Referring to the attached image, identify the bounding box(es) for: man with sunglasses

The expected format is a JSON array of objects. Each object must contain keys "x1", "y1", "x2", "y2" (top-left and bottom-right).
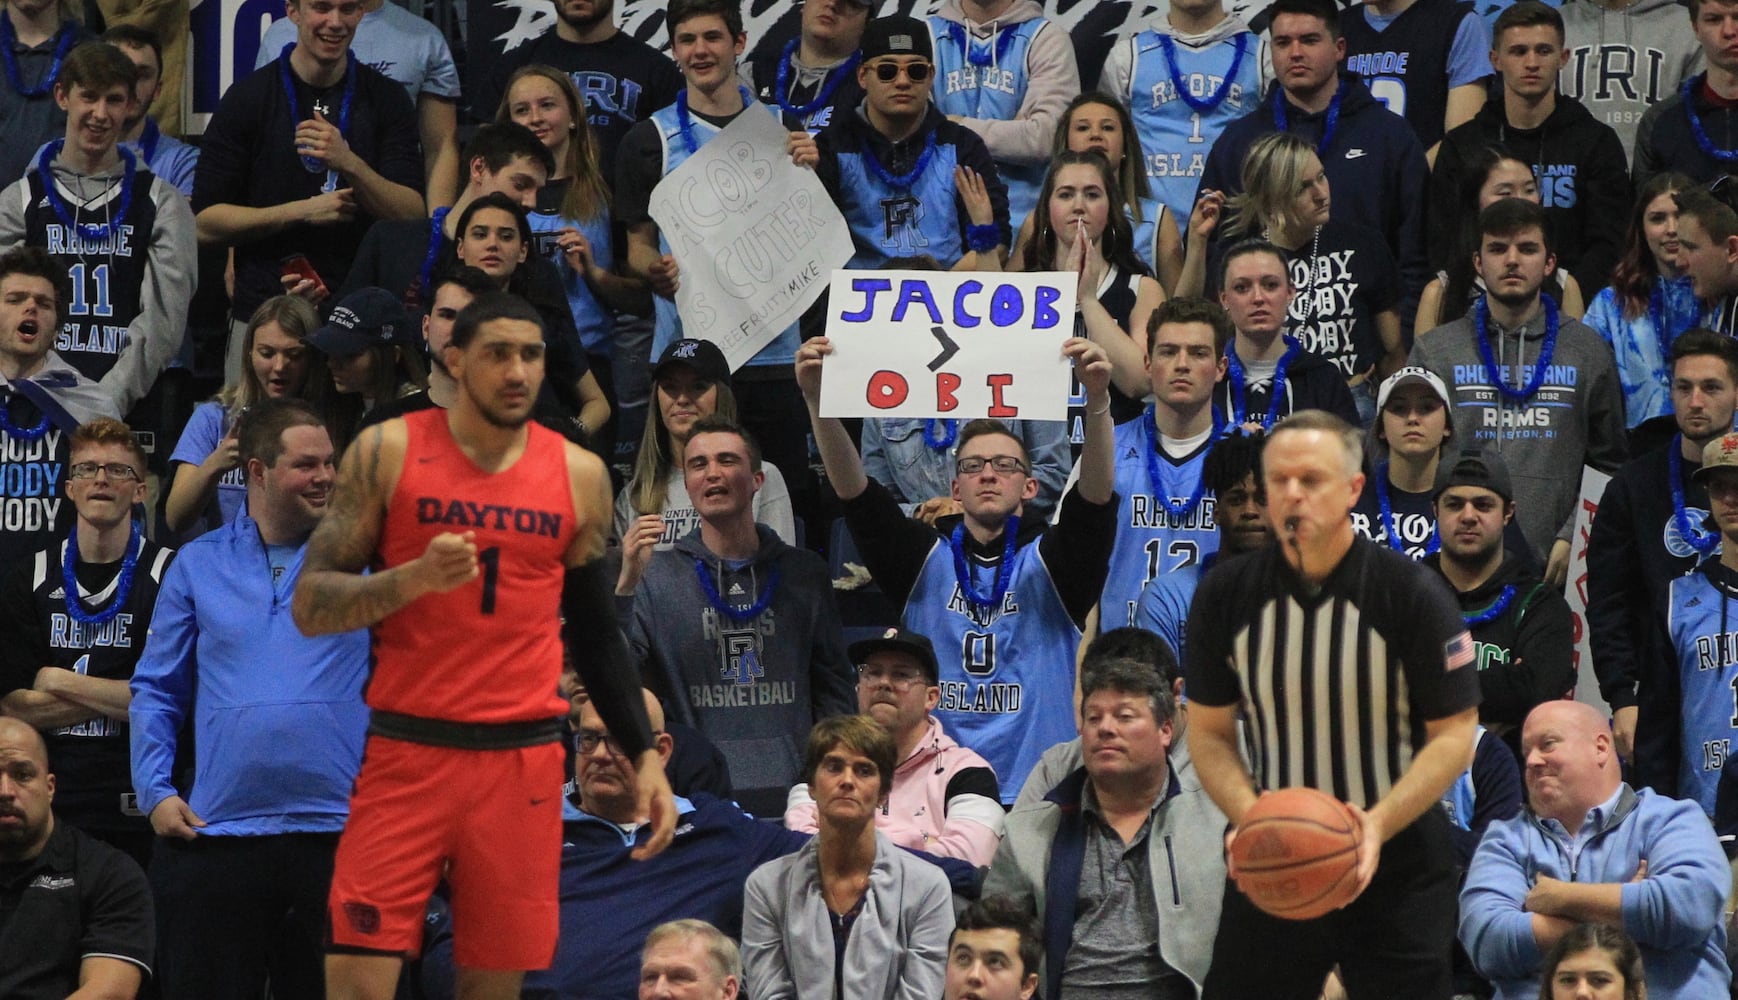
[
  {"x1": 783, "y1": 627, "x2": 1004, "y2": 865},
  {"x1": 0, "y1": 417, "x2": 171, "y2": 873},
  {"x1": 796, "y1": 333, "x2": 1118, "y2": 801},
  {"x1": 418, "y1": 688, "x2": 811, "y2": 1000},
  {"x1": 814, "y1": 15, "x2": 1010, "y2": 270},
  {"x1": 616, "y1": 413, "x2": 855, "y2": 818}
]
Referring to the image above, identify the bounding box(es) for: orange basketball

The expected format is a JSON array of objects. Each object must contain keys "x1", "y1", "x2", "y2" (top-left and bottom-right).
[{"x1": 1230, "y1": 787, "x2": 1364, "y2": 920}]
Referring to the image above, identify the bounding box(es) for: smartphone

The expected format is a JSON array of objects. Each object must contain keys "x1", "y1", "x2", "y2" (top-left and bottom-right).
[{"x1": 280, "y1": 254, "x2": 327, "y2": 297}]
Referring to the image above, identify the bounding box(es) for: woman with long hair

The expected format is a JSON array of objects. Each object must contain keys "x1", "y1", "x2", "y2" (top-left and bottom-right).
[
  {"x1": 1538, "y1": 923, "x2": 1646, "y2": 1000},
  {"x1": 451, "y1": 192, "x2": 613, "y2": 437},
  {"x1": 1012, "y1": 92, "x2": 1178, "y2": 283},
  {"x1": 1583, "y1": 172, "x2": 1699, "y2": 427},
  {"x1": 499, "y1": 65, "x2": 647, "y2": 458},
  {"x1": 616, "y1": 338, "x2": 794, "y2": 548},
  {"x1": 1020, "y1": 149, "x2": 1165, "y2": 439},
  {"x1": 1417, "y1": 145, "x2": 1585, "y2": 332},
  {"x1": 164, "y1": 296, "x2": 360, "y2": 535},
  {"x1": 1185, "y1": 131, "x2": 1405, "y2": 424}
]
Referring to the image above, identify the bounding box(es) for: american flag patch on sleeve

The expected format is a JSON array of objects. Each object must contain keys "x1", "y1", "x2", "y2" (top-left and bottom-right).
[{"x1": 1444, "y1": 631, "x2": 1475, "y2": 671}]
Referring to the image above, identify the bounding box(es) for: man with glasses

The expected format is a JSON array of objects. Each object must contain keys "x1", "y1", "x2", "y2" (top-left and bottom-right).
[
  {"x1": 783, "y1": 627, "x2": 1004, "y2": 865},
  {"x1": 814, "y1": 15, "x2": 1010, "y2": 269},
  {"x1": 617, "y1": 413, "x2": 855, "y2": 818},
  {"x1": 796, "y1": 333, "x2": 1119, "y2": 801},
  {"x1": 418, "y1": 689, "x2": 810, "y2": 1000},
  {"x1": 0, "y1": 418, "x2": 172, "y2": 872}
]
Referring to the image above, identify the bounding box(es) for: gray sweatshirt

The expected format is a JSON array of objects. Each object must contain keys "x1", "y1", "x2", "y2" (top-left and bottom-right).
[
  {"x1": 623, "y1": 524, "x2": 855, "y2": 817},
  {"x1": 1410, "y1": 301, "x2": 1627, "y2": 553},
  {"x1": 1558, "y1": 0, "x2": 1704, "y2": 160}
]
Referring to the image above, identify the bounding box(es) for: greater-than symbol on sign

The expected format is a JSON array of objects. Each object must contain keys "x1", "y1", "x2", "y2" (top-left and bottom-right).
[{"x1": 927, "y1": 326, "x2": 959, "y2": 371}]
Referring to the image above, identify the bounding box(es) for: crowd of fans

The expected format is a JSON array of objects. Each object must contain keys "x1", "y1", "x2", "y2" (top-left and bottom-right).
[{"x1": 8, "y1": 0, "x2": 1738, "y2": 995}]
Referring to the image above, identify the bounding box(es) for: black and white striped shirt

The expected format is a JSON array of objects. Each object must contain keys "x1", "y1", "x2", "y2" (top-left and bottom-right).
[{"x1": 1184, "y1": 538, "x2": 1480, "y2": 807}]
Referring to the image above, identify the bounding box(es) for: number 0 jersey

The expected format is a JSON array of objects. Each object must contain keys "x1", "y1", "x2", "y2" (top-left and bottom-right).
[{"x1": 373, "y1": 408, "x2": 577, "y2": 724}]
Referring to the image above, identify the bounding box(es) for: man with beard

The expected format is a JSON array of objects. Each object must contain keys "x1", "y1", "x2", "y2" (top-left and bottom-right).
[
  {"x1": 129, "y1": 398, "x2": 369, "y2": 997},
  {"x1": 293, "y1": 293, "x2": 672, "y2": 1000},
  {"x1": 1423, "y1": 449, "x2": 1573, "y2": 754},
  {"x1": 0, "y1": 717, "x2": 153, "y2": 1000},
  {"x1": 1588, "y1": 330, "x2": 1738, "y2": 784},
  {"x1": 1409, "y1": 197, "x2": 1626, "y2": 586},
  {"x1": 473, "y1": 0, "x2": 681, "y2": 166}
]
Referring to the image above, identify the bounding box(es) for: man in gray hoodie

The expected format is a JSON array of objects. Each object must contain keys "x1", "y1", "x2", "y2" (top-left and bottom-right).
[
  {"x1": 1410, "y1": 196, "x2": 1627, "y2": 587},
  {"x1": 1558, "y1": 0, "x2": 1704, "y2": 160},
  {"x1": 618, "y1": 413, "x2": 855, "y2": 818}
]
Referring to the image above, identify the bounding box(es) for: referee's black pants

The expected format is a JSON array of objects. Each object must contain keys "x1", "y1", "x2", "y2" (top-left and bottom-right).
[
  {"x1": 149, "y1": 832, "x2": 339, "y2": 1000},
  {"x1": 1201, "y1": 808, "x2": 1458, "y2": 1000}
]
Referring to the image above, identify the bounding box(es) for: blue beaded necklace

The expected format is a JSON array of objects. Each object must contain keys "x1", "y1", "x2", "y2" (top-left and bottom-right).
[
  {"x1": 1271, "y1": 83, "x2": 1343, "y2": 157},
  {"x1": 951, "y1": 516, "x2": 1019, "y2": 611},
  {"x1": 1682, "y1": 76, "x2": 1738, "y2": 164},
  {"x1": 945, "y1": 22, "x2": 1018, "y2": 68},
  {"x1": 1145, "y1": 405, "x2": 1219, "y2": 520},
  {"x1": 1474, "y1": 294, "x2": 1560, "y2": 403},
  {"x1": 37, "y1": 141, "x2": 136, "y2": 243},
  {"x1": 1225, "y1": 336, "x2": 1301, "y2": 430},
  {"x1": 693, "y1": 558, "x2": 781, "y2": 622},
  {"x1": 1671, "y1": 435, "x2": 1722, "y2": 557},
  {"x1": 1158, "y1": 32, "x2": 1247, "y2": 114},
  {"x1": 279, "y1": 43, "x2": 357, "y2": 192},
  {"x1": 413, "y1": 206, "x2": 451, "y2": 308},
  {"x1": 774, "y1": 39, "x2": 860, "y2": 118},
  {"x1": 0, "y1": 388, "x2": 50, "y2": 440},
  {"x1": 63, "y1": 519, "x2": 142, "y2": 628},
  {"x1": 1375, "y1": 462, "x2": 1440, "y2": 556},
  {"x1": 137, "y1": 118, "x2": 160, "y2": 162},
  {"x1": 0, "y1": 13, "x2": 73, "y2": 98},
  {"x1": 923, "y1": 419, "x2": 958, "y2": 450},
  {"x1": 1463, "y1": 585, "x2": 1516, "y2": 627},
  {"x1": 676, "y1": 85, "x2": 756, "y2": 155},
  {"x1": 1649, "y1": 279, "x2": 1691, "y2": 382},
  {"x1": 862, "y1": 129, "x2": 939, "y2": 190}
]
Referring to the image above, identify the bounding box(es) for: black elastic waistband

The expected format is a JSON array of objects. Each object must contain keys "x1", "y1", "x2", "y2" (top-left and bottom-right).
[{"x1": 368, "y1": 710, "x2": 564, "y2": 750}]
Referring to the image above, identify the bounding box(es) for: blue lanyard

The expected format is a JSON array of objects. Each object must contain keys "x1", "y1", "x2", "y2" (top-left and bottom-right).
[
  {"x1": 1463, "y1": 584, "x2": 1516, "y2": 627},
  {"x1": 138, "y1": 118, "x2": 161, "y2": 162},
  {"x1": 279, "y1": 43, "x2": 357, "y2": 193},
  {"x1": 774, "y1": 40, "x2": 860, "y2": 119},
  {"x1": 675, "y1": 85, "x2": 755, "y2": 155},
  {"x1": 946, "y1": 21, "x2": 1018, "y2": 68},
  {"x1": 36, "y1": 141, "x2": 136, "y2": 243},
  {"x1": 1145, "y1": 405, "x2": 1218, "y2": 520},
  {"x1": 1271, "y1": 83, "x2": 1342, "y2": 157},
  {"x1": 1682, "y1": 75, "x2": 1738, "y2": 163},
  {"x1": 0, "y1": 13, "x2": 72, "y2": 98},
  {"x1": 0, "y1": 387, "x2": 49, "y2": 440},
  {"x1": 1671, "y1": 435, "x2": 1722, "y2": 557},
  {"x1": 63, "y1": 519, "x2": 142, "y2": 627},
  {"x1": 862, "y1": 129, "x2": 939, "y2": 190},
  {"x1": 951, "y1": 517, "x2": 1019, "y2": 611},
  {"x1": 693, "y1": 559, "x2": 781, "y2": 622},
  {"x1": 1158, "y1": 32, "x2": 1248, "y2": 114},
  {"x1": 413, "y1": 206, "x2": 452, "y2": 309},
  {"x1": 1376, "y1": 462, "x2": 1440, "y2": 556},
  {"x1": 1225, "y1": 336, "x2": 1301, "y2": 430},
  {"x1": 1474, "y1": 294, "x2": 1560, "y2": 403},
  {"x1": 922, "y1": 419, "x2": 958, "y2": 450}
]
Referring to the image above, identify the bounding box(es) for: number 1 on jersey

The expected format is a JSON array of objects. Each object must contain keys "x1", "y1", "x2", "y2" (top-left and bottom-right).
[{"x1": 479, "y1": 546, "x2": 500, "y2": 614}]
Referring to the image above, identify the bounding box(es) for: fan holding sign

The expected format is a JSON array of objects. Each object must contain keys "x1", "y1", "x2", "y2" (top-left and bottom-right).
[{"x1": 797, "y1": 326, "x2": 1117, "y2": 802}]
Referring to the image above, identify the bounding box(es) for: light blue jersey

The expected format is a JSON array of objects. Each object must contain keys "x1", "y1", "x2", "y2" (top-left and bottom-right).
[
  {"x1": 1668, "y1": 564, "x2": 1738, "y2": 816},
  {"x1": 930, "y1": 15, "x2": 1047, "y2": 229},
  {"x1": 528, "y1": 187, "x2": 615, "y2": 355},
  {"x1": 1103, "y1": 413, "x2": 1220, "y2": 627}
]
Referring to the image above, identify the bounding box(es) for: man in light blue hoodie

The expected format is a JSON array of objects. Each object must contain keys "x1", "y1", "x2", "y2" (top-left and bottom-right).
[
  {"x1": 1459, "y1": 699, "x2": 1731, "y2": 999},
  {"x1": 129, "y1": 398, "x2": 370, "y2": 999}
]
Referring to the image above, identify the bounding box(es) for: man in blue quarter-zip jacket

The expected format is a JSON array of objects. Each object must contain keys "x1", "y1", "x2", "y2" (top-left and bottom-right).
[
  {"x1": 1460, "y1": 700, "x2": 1731, "y2": 1000},
  {"x1": 128, "y1": 398, "x2": 370, "y2": 1000}
]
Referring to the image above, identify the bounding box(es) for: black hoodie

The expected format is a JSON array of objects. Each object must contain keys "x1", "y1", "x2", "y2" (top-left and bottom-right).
[{"x1": 1431, "y1": 93, "x2": 1632, "y2": 298}]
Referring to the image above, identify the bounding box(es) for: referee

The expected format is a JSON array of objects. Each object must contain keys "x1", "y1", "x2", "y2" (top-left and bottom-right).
[{"x1": 1185, "y1": 410, "x2": 1480, "y2": 999}]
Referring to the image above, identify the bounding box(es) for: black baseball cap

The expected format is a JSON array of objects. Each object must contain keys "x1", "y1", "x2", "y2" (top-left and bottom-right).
[
  {"x1": 1433, "y1": 449, "x2": 1515, "y2": 503},
  {"x1": 860, "y1": 15, "x2": 933, "y2": 63},
  {"x1": 309, "y1": 287, "x2": 414, "y2": 355},
  {"x1": 848, "y1": 626, "x2": 940, "y2": 685},
  {"x1": 652, "y1": 338, "x2": 732, "y2": 386}
]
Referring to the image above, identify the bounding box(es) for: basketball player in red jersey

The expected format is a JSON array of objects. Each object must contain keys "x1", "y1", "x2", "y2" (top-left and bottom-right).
[{"x1": 291, "y1": 292, "x2": 675, "y2": 1000}]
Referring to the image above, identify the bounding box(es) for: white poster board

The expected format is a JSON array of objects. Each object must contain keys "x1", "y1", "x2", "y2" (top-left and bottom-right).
[
  {"x1": 1567, "y1": 465, "x2": 1613, "y2": 712},
  {"x1": 648, "y1": 108, "x2": 854, "y2": 370},
  {"x1": 818, "y1": 269, "x2": 1077, "y2": 421}
]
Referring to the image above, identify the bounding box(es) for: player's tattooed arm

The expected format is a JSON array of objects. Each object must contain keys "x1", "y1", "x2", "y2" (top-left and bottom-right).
[{"x1": 292, "y1": 423, "x2": 446, "y2": 635}]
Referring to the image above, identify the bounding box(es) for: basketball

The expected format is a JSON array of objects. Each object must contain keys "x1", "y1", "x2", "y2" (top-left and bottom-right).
[{"x1": 1230, "y1": 787, "x2": 1364, "y2": 920}]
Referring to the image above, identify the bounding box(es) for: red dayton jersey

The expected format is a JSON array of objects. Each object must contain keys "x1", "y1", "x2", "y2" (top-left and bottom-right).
[{"x1": 371, "y1": 408, "x2": 576, "y2": 723}]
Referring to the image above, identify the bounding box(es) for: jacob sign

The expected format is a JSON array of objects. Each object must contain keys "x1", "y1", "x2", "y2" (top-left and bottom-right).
[{"x1": 819, "y1": 270, "x2": 1076, "y2": 421}]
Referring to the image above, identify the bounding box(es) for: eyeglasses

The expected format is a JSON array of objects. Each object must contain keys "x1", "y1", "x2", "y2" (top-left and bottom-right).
[
  {"x1": 956, "y1": 455, "x2": 1028, "y2": 477},
  {"x1": 574, "y1": 729, "x2": 663, "y2": 755},
  {"x1": 856, "y1": 665, "x2": 928, "y2": 689},
  {"x1": 870, "y1": 61, "x2": 932, "y2": 82},
  {"x1": 69, "y1": 462, "x2": 140, "y2": 482}
]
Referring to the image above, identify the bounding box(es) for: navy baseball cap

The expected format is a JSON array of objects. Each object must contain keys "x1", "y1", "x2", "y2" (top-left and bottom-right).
[
  {"x1": 309, "y1": 287, "x2": 414, "y2": 355},
  {"x1": 652, "y1": 338, "x2": 732, "y2": 385},
  {"x1": 1433, "y1": 449, "x2": 1515, "y2": 503},
  {"x1": 849, "y1": 626, "x2": 940, "y2": 684}
]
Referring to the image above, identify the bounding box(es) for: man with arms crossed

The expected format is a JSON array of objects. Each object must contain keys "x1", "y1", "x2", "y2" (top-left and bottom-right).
[{"x1": 292, "y1": 292, "x2": 674, "y2": 1000}]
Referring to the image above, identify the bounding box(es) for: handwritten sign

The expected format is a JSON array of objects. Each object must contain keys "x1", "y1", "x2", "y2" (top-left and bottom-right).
[
  {"x1": 1567, "y1": 465, "x2": 1612, "y2": 712},
  {"x1": 649, "y1": 108, "x2": 854, "y2": 371},
  {"x1": 819, "y1": 270, "x2": 1076, "y2": 421}
]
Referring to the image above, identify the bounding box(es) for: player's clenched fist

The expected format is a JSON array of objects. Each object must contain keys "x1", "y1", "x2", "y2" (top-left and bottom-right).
[{"x1": 410, "y1": 531, "x2": 479, "y2": 595}]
